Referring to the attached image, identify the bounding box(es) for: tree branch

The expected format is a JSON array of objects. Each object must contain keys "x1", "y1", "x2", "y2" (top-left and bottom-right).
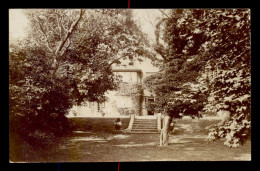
[
  {"x1": 54, "y1": 11, "x2": 63, "y2": 41},
  {"x1": 146, "y1": 10, "x2": 156, "y2": 31},
  {"x1": 159, "y1": 9, "x2": 170, "y2": 18},
  {"x1": 59, "y1": 14, "x2": 68, "y2": 34},
  {"x1": 107, "y1": 56, "x2": 126, "y2": 70},
  {"x1": 34, "y1": 17, "x2": 54, "y2": 53},
  {"x1": 154, "y1": 45, "x2": 168, "y2": 62},
  {"x1": 60, "y1": 38, "x2": 71, "y2": 57},
  {"x1": 52, "y1": 9, "x2": 85, "y2": 77},
  {"x1": 55, "y1": 9, "x2": 85, "y2": 55}
]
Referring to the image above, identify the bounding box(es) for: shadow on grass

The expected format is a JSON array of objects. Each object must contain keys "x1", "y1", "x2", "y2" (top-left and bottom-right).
[{"x1": 10, "y1": 117, "x2": 251, "y2": 162}]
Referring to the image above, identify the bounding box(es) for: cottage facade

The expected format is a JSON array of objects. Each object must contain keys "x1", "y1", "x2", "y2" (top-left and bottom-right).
[{"x1": 67, "y1": 68, "x2": 155, "y2": 117}]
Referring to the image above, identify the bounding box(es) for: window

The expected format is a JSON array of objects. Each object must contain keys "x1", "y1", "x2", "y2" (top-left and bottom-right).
[
  {"x1": 116, "y1": 96, "x2": 132, "y2": 107},
  {"x1": 89, "y1": 102, "x2": 94, "y2": 108},
  {"x1": 131, "y1": 72, "x2": 137, "y2": 83},
  {"x1": 101, "y1": 102, "x2": 105, "y2": 108},
  {"x1": 122, "y1": 72, "x2": 129, "y2": 82},
  {"x1": 118, "y1": 72, "x2": 138, "y2": 83}
]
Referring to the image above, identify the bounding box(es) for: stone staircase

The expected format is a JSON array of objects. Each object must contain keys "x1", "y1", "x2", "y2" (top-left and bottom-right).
[{"x1": 130, "y1": 118, "x2": 159, "y2": 134}]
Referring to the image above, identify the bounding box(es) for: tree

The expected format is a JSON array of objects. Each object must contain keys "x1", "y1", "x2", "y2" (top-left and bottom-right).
[
  {"x1": 144, "y1": 9, "x2": 209, "y2": 146},
  {"x1": 9, "y1": 9, "x2": 149, "y2": 148},
  {"x1": 144, "y1": 9, "x2": 250, "y2": 147},
  {"x1": 202, "y1": 9, "x2": 251, "y2": 147}
]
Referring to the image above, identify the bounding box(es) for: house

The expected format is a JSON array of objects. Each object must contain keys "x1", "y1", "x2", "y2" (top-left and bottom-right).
[{"x1": 67, "y1": 68, "x2": 156, "y2": 117}]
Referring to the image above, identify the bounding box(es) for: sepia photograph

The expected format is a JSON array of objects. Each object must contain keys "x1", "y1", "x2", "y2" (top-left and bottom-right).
[{"x1": 9, "y1": 8, "x2": 251, "y2": 162}]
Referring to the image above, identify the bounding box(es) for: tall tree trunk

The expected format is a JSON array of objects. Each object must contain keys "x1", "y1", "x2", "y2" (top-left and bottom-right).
[{"x1": 160, "y1": 115, "x2": 172, "y2": 146}]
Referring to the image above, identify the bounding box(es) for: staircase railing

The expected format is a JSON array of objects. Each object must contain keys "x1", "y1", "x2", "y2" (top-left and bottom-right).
[
  {"x1": 126, "y1": 114, "x2": 135, "y2": 132},
  {"x1": 157, "y1": 113, "x2": 162, "y2": 132}
]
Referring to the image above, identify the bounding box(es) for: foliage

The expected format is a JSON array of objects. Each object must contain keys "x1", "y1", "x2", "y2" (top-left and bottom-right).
[
  {"x1": 144, "y1": 9, "x2": 209, "y2": 119},
  {"x1": 9, "y1": 43, "x2": 73, "y2": 148},
  {"x1": 201, "y1": 9, "x2": 251, "y2": 147},
  {"x1": 114, "y1": 81, "x2": 144, "y2": 115},
  {"x1": 9, "y1": 9, "x2": 149, "y2": 147},
  {"x1": 144, "y1": 9, "x2": 251, "y2": 147}
]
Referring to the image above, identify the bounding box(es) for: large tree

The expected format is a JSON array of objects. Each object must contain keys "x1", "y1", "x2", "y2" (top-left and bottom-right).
[
  {"x1": 9, "y1": 9, "x2": 149, "y2": 147},
  {"x1": 144, "y1": 9, "x2": 250, "y2": 147},
  {"x1": 202, "y1": 9, "x2": 251, "y2": 147},
  {"x1": 144, "y1": 9, "x2": 209, "y2": 146}
]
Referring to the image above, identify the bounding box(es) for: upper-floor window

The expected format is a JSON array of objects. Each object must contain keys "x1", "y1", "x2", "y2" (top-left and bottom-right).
[{"x1": 116, "y1": 72, "x2": 139, "y2": 83}]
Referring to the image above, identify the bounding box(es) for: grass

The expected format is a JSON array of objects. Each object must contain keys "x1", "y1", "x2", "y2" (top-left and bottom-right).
[
  {"x1": 10, "y1": 117, "x2": 251, "y2": 162},
  {"x1": 69, "y1": 117, "x2": 130, "y2": 132}
]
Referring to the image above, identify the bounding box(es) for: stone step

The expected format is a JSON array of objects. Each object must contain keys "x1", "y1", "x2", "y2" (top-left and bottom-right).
[
  {"x1": 132, "y1": 127, "x2": 157, "y2": 130},
  {"x1": 132, "y1": 128, "x2": 157, "y2": 130},
  {"x1": 131, "y1": 128, "x2": 158, "y2": 131},
  {"x1": 133, "y1": 124, "x2": 157, "y2": 126},
  {"x1": 133, "y1": 123, "x2": 157, "y2": 125},
  {"x1": 132, "y1": 125, "x2": 157, "y2": 128},
  {"x1": 134, "y1": 119, "x2": 156, "y2": 121},
  {"x1": 130, "y1": 130, "x2": 158, "y2": 133},
  {"x1": 134, "y1": 121, "x2": 157, "y2": 124},
  {"x1": 129, "y1": 131, "x2": 159, "y2": 134},
  {"x1": 130, "y1": 119, "x2": 158, "y2": 134},
  {"x1": 135, "y1": 119, "x2": 157, "y2": 121},
  {"x1": 129, "y1": 132, "x2": 159, "y2": 134},
  {"x1": 134, "y1": 121, "x2": 157, "y2": 123},
  {"x1": 133, "y1": 125, "x2": 157, "y2": 127}
]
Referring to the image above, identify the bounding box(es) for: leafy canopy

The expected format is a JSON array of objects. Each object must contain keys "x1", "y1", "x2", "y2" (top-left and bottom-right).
[
  {"x1": 144, "y1": 9, "x2": 250, "y2": 147},
  {"x1": 9, "y1": 9, "x2": 149, "y2": 147}
]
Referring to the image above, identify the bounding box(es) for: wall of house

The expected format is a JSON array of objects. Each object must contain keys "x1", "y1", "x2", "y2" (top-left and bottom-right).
[
  {"x1": 113, "y1": 71, "x2": 141, "y2": 84},
  {"x1": 113, "y1": 81, "x2": 143, "y2": 116},
  {"x1": 67, "y1": 71, "x2": 147, "y2": 117}
]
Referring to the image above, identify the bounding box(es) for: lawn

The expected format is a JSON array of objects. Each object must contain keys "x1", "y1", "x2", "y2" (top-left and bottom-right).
[{"x1": 10, "y1": 117, "x2": 251, "y2": 162}]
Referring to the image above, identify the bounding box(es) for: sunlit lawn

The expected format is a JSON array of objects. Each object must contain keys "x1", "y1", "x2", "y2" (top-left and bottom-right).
[{"x1": 10, "y1": 117, "x2": 251, "y2": 162}]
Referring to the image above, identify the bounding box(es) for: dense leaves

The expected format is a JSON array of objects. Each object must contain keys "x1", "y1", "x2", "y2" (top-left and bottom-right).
[
  {"x1": 203, "y1": 10, "x2": 251, "y2": 147},
  {"x1": 144, "y1": 9, "x2": 209, "y2": 119},
  {"x1": 9, "y1": 9, "x2": 149, "y2": 147},
  {"x1": 144, "y1": 9, "x2": 250, "y2": 147}
]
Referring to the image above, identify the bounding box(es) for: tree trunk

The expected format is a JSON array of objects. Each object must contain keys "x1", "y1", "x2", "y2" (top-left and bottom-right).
[{"x1": 160, "y1": 115, "x2": 172, "y2": 146}]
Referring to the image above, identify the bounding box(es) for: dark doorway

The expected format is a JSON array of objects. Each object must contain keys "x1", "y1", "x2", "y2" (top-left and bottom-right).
[
  {"x1": 148, "y1": 110, "x2": 154, "y2": 115},
  {"x1": 146, "y1": 98, "x2": 155, "y2": 115}
]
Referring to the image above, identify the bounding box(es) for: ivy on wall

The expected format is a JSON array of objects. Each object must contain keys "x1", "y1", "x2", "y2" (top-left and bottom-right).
[{"x1": 115, "y1": 82, "x2": 144, "y2": 115}]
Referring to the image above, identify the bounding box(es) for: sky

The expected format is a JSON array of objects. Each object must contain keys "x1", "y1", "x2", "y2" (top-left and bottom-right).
[
  {"x1": 133, "y1": 9, "x2": 162, "y2": 44},
  {"x1": 9, "y1": 9, "x2": 29, "y2": 41},
  {"x1": 9, "y1": 9, "x2": 162, "y2": 72}
]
